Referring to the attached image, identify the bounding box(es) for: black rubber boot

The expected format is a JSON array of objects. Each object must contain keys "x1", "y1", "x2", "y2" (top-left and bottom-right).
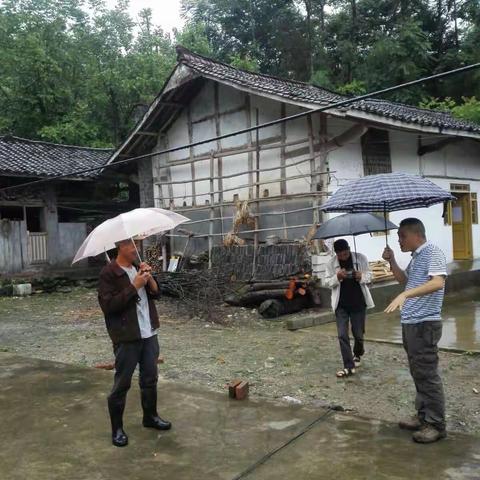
[
  {"x1": 141, "y1": 388, "x2": 172, "y2": 430},
  {"x1": 108, "y1": 401, "x2": 128, "y2": 447}
]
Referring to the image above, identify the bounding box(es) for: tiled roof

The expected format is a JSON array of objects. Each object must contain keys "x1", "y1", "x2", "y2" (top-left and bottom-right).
[
  {"x1": 0, "y1": 136, "x2": 112, "y2": 179},
  {"x1": 177, "y1": 46, "x2": 480, "y2": 134}
]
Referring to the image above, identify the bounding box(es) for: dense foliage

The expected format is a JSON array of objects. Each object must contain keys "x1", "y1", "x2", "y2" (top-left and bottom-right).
[{"x1": 1, "y1": 0, "x2": 479, "y2": 147}]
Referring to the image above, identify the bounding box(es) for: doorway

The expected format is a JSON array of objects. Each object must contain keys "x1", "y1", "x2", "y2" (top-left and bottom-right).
[{"x1": 451, "y1": 192, "x2": 473, "y2": 260}]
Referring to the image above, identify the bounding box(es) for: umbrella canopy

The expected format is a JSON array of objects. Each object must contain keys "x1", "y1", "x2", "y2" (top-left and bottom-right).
[
  {"x1": 321, "y1": 172, "x2": 455, "y2": 213},
  {"x1": 72, "y1": 208, "x2": 189, "y2": 264},
  {"x1": 313, "y1": 213, "x2": 398, "y2": 240}
]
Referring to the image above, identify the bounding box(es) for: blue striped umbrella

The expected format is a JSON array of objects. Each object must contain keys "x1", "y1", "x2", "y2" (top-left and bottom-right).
[
  {"x1": 321, "y1": 173, "x2": 455, "y2": 213},
  {"x1": 320, "y1": 172, "x2": 455, "y2": 246}
]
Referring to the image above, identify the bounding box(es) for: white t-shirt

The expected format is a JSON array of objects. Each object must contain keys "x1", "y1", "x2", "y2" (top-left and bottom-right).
[{"x1": 121, "y1": 265, "x2": 157, "y2": 339}]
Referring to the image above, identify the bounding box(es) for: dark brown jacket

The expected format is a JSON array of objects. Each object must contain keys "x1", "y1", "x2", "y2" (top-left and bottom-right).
[{"x1": 98, "y1": 260, "x2": 160, "y2": 344}]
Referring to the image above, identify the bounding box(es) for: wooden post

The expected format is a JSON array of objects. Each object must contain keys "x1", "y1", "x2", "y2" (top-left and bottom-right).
[
  {"x1": 280, "y1": 103, "x2": 288, "y2": 239},
  {"x1": 162, "y1": 242, "x2": 167, "y2": 272},
  {"x1": 245, "y1": 94, "x2": 254, "y2": 200},
  {"x1": 214, "y1": 83, "x2": 223, "y2": 204},
  {"x1": 209, "y1": 153, "x2": 215, "y2": 269},
  {"x1": 252, "y1": 109, "x2": 261, "y2": 278},
  {"x1": 307, "y1": 114, "x2": 318, "y2": 224},
  {"x1": 280, "y1": 103, "x2": 287, "y2": 196},
  {"x1": 187, "y1": 106, "x2": 196, "y2": 206}
]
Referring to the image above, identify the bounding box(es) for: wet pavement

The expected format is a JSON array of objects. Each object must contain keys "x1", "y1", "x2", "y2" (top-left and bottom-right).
[
  {"x1": 321, "y1": 287, "x2": 480, "y2": 352},
  {"x1": 1, "y1": 353, "x2": 480, "y2": 480}
]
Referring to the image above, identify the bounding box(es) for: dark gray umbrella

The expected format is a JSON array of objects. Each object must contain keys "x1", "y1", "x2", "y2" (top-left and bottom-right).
[
  {"x1": 314, "y1": 213, "x2": 398, "y2": 267},
  {"x1": 314, "y1": 213, "x2": 398, "y2": 240}
]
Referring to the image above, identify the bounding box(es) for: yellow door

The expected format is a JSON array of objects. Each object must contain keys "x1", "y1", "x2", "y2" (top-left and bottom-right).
[{"x1": 452, "y1": 193, "x2": 473, "y2": 260}]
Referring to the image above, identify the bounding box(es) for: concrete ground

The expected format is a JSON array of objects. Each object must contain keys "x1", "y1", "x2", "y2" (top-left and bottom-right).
[{"x1": 1, "y1": 353, "x2": 480, "y2": 480}]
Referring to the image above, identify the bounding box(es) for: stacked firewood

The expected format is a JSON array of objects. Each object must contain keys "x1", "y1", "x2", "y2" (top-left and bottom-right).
[
  {"x1": 369, "y1": 260, "x2": 395, "y2": 283},
  {"x1": 224, "y1": 274, "x2": 320, "y2": 309}
]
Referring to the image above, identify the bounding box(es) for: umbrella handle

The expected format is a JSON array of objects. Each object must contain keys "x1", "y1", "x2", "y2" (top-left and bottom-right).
[
  {"x1": 353, "y1": 235, "x2": 359, "y2": 271},
  {"x1": 383, "y1": 203, "x2": 389, "y2": 248},
  {"x1": 131, "y1": 238, "x2": 143, "y2": 265}
]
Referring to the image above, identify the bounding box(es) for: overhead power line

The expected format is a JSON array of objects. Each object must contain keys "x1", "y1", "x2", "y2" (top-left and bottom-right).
[{"x1": 2, "y1": 61, "x2": 480, "y2": 195}]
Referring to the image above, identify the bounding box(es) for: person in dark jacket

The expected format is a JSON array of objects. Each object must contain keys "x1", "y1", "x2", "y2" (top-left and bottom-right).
[{"x1": 98, "y1": 238, "x2": 171, "y2": 447}]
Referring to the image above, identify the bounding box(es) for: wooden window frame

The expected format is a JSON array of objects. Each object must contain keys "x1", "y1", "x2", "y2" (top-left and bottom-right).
[{"x1": 362, "y1": 128, "x2": 392, "y2": 176}]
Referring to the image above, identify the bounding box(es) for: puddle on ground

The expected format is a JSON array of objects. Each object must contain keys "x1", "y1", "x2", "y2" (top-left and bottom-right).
[{"x1": 322, "y1": 288, "x2": 480, "y2": 352}]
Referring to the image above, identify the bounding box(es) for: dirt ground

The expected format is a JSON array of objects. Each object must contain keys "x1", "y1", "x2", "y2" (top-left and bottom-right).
[{"x1": 1, "y1": 288, "x2": 479, "y2": 435}]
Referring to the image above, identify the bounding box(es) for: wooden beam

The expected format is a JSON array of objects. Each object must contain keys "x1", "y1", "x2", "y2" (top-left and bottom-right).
[
  {"x1": 137, "y1": 131, "x2": 158, "y2": 137},
  {"x1": 417, "y1": 137, "x2": 461, "y2": 156},
  {"x1": 191, "y1": 104, "x2": 246, "y2": 125}
]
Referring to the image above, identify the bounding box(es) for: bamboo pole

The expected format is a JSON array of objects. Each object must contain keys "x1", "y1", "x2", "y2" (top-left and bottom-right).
[
  {"x1": 167, "y1": 223, "x2": 314, "y2": 238},
  {"x1": 160, "y1": 171, "x2": 323, "y2": 201},
  {"x1": 161, "y1": 136, "x2": 309, "y2": 167},
  {"x1": 155, "y1": 155, "x2": 328, "y2": 185},
  {"x1": 157, "y1": 191, "x2": 330, "y2": 213}
]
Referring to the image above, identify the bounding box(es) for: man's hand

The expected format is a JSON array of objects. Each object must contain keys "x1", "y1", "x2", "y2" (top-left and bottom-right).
[
  {"x1": 337, "y1": 269, "x2": 347, "y2": 281},
  {"x1": 354, "y1": 270, "x2": 362, "y2": 282},
  {"x1": 133, "y1": 271, "x2": 150, "y2": 290},
  {"x1": 140, "y1": 262, "x2": 159, "y2": 294},
  {"x1": 382, "y1": 246, "x2": 395, "y2": 262},
  {"x1": 139, "y1": 262, "x2": 153, "y2": 274},
  {"x1": 384, "y1": 292, "x2": 407, "y2": 313}
]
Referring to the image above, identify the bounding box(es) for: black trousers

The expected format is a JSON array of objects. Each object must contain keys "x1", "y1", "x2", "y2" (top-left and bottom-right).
[
  {"x1": 335, "y1": 307, "x2": 366, "y2": 370},
  {"x1": 402, "y1": 322, "x2": 446, "y2": 431},
  {"x1": 108, "y1": 335, "x2": 159, "y2": 419}
]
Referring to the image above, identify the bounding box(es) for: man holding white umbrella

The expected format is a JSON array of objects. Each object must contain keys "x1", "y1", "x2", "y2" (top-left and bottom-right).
[
  {"x1": 72, "y1": 207, "x2": 189, "y2": 447},
  {"x1": 98, "y1": 237, "x2": 170, "y2": 447}
]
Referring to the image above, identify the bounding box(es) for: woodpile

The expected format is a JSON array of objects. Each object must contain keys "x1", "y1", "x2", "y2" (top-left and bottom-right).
[
  {"x1": 369, "y1": 260, "x2": 394, "y2": 283},
  {"x1": 224, "y1": 275, "x2": 320, "y2": 313}
]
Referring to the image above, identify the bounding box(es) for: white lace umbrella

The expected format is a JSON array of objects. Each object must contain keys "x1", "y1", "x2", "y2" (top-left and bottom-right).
[{"x1": 72, "y1": 208, "x2": 189, "y2": 264}]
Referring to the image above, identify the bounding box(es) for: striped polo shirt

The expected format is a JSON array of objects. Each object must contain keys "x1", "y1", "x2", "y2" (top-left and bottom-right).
[{"x1": 401, "y1": 242, "x2": 447, "y2": 324}]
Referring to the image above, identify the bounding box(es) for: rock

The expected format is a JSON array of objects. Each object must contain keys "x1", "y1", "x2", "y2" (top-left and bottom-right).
[
  {"x1": 282, "y1": 395, "x2": 302, "y2": 405},
  {"x1": 57, "y1": 286, "x2": 73, "y2": 293},
  {"x1": 13, "y1": 284, "x2": 32, "y2": 296}
]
